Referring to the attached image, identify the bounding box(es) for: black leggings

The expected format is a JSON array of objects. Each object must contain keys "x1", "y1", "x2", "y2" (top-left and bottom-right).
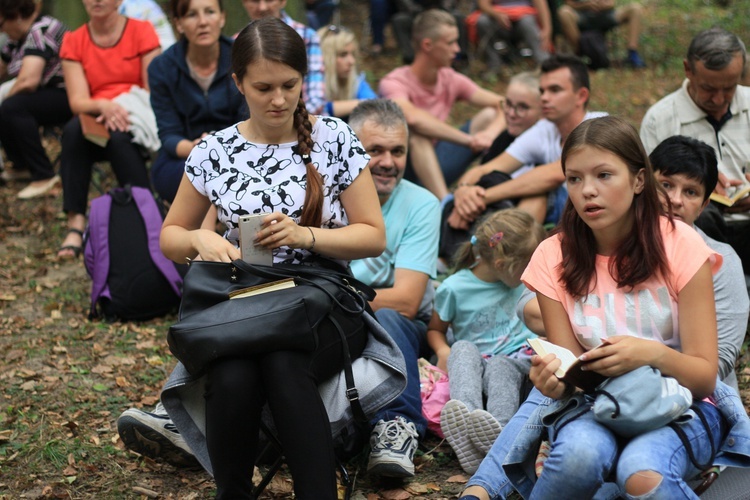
[
  {"x1": 204, "y1": 319, "x2": 367, "y2": 499},
  {"x1": 59, "y1": 115, "x2": 150, "y2": 215},
  {"x1": 0, "y1": 87, "x2": 72, "y2": 180}
]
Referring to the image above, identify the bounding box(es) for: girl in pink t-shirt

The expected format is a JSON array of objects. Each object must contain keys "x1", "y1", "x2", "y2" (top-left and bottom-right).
[{"x1": 520, "y1": 116, "x2": 724, "y2": 498}]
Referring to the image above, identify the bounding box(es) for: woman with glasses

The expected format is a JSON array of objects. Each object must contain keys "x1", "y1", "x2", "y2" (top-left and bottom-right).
[
  {"x1": 481, "y1": 71, "x2": 541, "y2": 166},
  {"x1": 317, "y1": 24, "x2": 376, "y2": 120},
  {"x1": 0, "y1": 0, "x2": 70, "y2": 199},
  {"x1": 148, "y1": 0, "x2": 246, "y2": 205},
  {"x1": 440, "y1": 71, "x2": 542, "y2": 259}
]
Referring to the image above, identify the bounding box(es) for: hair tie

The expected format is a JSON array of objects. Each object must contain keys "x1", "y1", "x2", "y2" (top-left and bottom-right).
[
  {"x1": 301, "y1": 153, "x2": 312, "y2": 164},
  {"x1": 470, "y1": 235, "x2": 478, "y2": 246},
  {"x1": 488, "y1": 232, "x2": 504, "y2": 248}
]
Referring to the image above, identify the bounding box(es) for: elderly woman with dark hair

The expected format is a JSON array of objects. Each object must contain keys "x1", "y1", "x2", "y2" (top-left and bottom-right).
[
  {"x1": 0, "y1": 0, "x2": 70, "y2": 199},
  {"x1": 148, "y1": 0, "x2": 246, "y2": 206}
]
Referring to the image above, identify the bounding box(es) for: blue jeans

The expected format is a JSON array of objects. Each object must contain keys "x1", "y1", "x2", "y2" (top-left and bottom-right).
[
  {"x1": 467, "y1": 388, "x2": 723, "y2": 499},
  {"x1": 467, "y1": 388, "x2": 543, "y2": 499},
  {"x1": 305, "y1": 0, "x2": 336, "y2": 30},
  {"x1": 372, "y1": 308, "x2": 430, "y2": 438},
  {"x1": 434, "y1": 121, "x2": 478, "y2": 188},
  {"x1": 544, "y1": 185, "x2": 568, "y2": 226},
  {"x1": 151, "y1": 151, "x2": 186, "y2": 203},
  {"x1": 533, "y1": 400, "x2": 725, "y2": 500},
  {"x1": 369, "y1": 0, "x2": 395, "y2": 46}
]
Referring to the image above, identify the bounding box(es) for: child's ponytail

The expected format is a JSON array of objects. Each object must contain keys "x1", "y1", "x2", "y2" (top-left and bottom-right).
[{"x1": 452, "y1": 239, "x2": 478, "y2": 271}]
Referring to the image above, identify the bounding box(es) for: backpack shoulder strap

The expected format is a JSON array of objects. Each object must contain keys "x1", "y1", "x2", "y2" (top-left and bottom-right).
[
  {"x1": 130, "y1": 186, "x2": 183, "y2": 296},
  {"x1": 85, "y1": 192, "x2": 113, "y2": 318}
]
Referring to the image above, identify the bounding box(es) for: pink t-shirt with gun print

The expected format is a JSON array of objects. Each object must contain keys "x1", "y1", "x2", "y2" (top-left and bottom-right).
[{"x1": 522, "y1": 217, "x2": 722, "y2": 352}]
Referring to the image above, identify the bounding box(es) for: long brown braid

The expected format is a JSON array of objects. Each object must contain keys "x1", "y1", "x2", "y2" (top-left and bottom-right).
[{"x1": 294, "y1": 98, "x2": 323, "y2": 228}]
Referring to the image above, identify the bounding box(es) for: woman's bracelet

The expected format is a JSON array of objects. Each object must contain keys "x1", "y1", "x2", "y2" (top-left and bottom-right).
[{"x1": 307, "y1": 226, "x2": 316, "y2": 251}]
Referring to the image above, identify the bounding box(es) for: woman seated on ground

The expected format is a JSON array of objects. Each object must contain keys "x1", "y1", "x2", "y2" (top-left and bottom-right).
[
  {"x1": 161, "y1": 17, "x2": 384, "y2": 498},
  {"x1": 149, "y1": 0, "x2": 246, "y2": 206},
  {"x1": 439, "y1": 71, "x2": 541, "y2": 259},
  {"x1": 317, "y1": 24, "x2": 376, "y2": 120},
  {"x1": 0, "y1": 0, "x2": 71, "y2": 200},
  {"x1": 57, "y1": 0, "x2": 161, "y2": 259}
]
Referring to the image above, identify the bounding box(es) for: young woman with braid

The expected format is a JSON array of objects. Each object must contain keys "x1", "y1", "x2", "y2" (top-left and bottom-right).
[{"x1": 161, "y1": 16, "x2": 385, "y2": 499}]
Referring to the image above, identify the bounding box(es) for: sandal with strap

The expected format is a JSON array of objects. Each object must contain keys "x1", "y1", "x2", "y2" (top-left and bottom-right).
[{"x1": 57, "y1": 228, "x2": 84, "y2": 260}]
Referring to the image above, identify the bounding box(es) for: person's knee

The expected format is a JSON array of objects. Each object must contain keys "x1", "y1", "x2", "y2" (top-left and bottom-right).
[
  {"x1": 62, "y1": 116, "x2": 83, "y2": 140},
  {"x1": 626, "y1": 2, "x2": 643, "y2": 15},
  {"x1": 548, "y1": 436, "x2": 614, "y2": 479},
  {"x1": 469, "y1": 107, "x2": 498, "y2": 133},
  {"x1": 375, "y1": 308, "x2": 420, "y2": 352},
  {"x1": 557, "y1": 4, "x2": 576, "y2": 20},
  {"x1": 0, "y1": 95, "x2": 22, "y2": 116},
  {"x1": 624, "y1": 470, "x2": 662, "y2": 497},
  {"x1": 450, "y1": 340, "x2": 478, "y2": 357},
  {"x1": 374, "y1": 307, "x2": 402, "y2": 329}
]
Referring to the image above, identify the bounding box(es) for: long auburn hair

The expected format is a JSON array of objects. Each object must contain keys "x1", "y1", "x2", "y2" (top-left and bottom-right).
[
  {"x1": 233, "y1": 17, "x2": 324, "y2": 228},
  {"x1": 558, "y1": 116, "x2": 672, "y2": 298}
]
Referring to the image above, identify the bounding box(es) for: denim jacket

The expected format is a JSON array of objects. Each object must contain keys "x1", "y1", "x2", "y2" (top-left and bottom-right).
[{"x1": 502, "y1": 379, "x2": 750, "y2": 498}]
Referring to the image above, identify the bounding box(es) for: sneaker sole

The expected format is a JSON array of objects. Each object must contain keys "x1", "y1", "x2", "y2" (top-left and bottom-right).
[
  {"x1": 117, "y1": 415, "x2": 199, "y2": 468},
  {"x1": 441, "y1": 400, "x2": 485, "y2": 474},
  {"x1": 468, "y1": 410, "x2": 502, "y2": 455},
  {"x1": 367, "y1": 459, "x2": 415, "y2": 478}
]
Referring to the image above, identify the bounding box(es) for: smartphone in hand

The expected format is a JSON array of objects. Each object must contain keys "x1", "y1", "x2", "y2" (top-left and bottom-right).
[{"x1": 239, "y1": 214, "x2": 273, "y2": 265}]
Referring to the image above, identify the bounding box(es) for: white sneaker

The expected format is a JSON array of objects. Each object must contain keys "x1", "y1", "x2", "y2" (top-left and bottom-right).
[
  {"x1": 117, "y1": 405, "x2": 198, "y2": 468},
  {"x1": 468, "y1": 409, "x2": 502, "y2": 455},
  {"x1": 441, "y1": 399, "x2": 485, "y2": 474},
  {"x1": 367, "y1": 416, "x2": 419, "y2": 477}
]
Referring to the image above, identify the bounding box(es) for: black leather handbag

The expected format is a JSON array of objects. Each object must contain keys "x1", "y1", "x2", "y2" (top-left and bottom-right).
[{"x1": 167, "y1": 258, "x2": 376, "y2": 377}]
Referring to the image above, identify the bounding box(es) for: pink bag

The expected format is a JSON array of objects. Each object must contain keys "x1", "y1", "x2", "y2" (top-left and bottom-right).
[{"x1": 419, "y1": 360, "x2": 451, "y2": 438}]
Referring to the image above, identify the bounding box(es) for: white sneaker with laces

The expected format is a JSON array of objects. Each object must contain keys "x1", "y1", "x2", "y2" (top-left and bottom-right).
[
  {"x1": 117, "y1": 403, "x2": 198, "y2": 468},
  {"x1": 367, "y1": 416, "x2": 419, "y2": 477}
]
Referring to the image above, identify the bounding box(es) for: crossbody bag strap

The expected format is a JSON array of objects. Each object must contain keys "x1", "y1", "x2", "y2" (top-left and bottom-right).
[
  {"x1": 328, "y1": 315, "x2": 367, "y2": 425},
  {"x1": 668, "y1": 404, "x2": 717, "y2": 471}
]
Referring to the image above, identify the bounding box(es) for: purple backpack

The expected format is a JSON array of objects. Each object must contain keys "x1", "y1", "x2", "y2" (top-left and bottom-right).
[{"x1": 84, "y1": 186, "x2": 183, "y2": 321}]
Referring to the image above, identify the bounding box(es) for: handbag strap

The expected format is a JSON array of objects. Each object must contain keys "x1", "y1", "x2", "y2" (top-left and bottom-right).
[
  {"x1": 231, "y1": 260, "x2": 372, "y2": 315},
  {"x1": 328, "y1": 315, "x2": 368, "y2": 424},
  {"x1": 668, "y1": 404, "x2": 717, "y2": 472}
]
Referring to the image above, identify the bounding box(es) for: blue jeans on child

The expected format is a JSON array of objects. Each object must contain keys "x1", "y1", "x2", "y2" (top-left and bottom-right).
[
  {"x1": 534, "y1": 399, "x2": 724, "y2": 499},
  {"x1": 467, "y1": 388, "x2": 725, "y2": 499}
]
